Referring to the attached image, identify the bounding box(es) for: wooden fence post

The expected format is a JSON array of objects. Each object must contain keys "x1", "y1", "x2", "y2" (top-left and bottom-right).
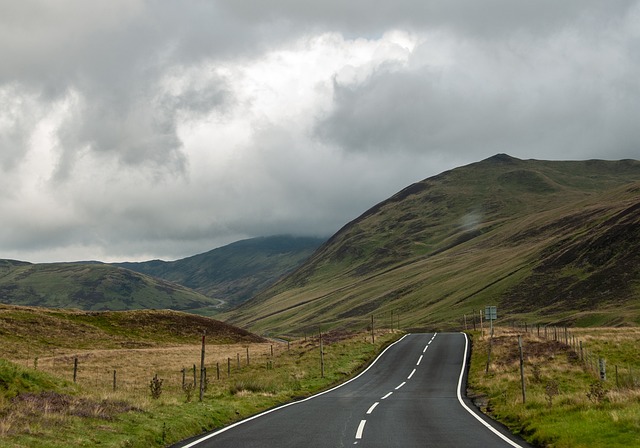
[
  {"x1": 113, "y1": 369, "x2": 117, "y2": 392},
  {"x1": 320, "y1": 328, "x2": 325, "y2": 378},
  {"x1": 199, "y1": 333, "x2": 206, "y2": 402},
  {"x1": 73, "y1": 357, "x2": 78, "y2": 383},
  {"x1": 371, "y1": 315, "x2": 375, "y2": 344},
  {"x1": 599, "y1": 358, "x2": 606, "y2": 381},
  {"x1": 519, "y1": 335, "x2": 526, "y2": 404}
]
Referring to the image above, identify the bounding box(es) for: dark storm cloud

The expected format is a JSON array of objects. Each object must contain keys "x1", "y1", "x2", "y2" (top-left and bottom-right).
[
  {"x1": 0, "y1": 0, "x2": 271, "y2": 178},
  {"x1": 221, "y1": 0, "x2": 637, "y2": 38},
  {"x1": 315, "y1": 9, "x2": 640, "y2": 161},
  {"x1": 2, "y1": 0, "x2": 640, "y2": 262}
]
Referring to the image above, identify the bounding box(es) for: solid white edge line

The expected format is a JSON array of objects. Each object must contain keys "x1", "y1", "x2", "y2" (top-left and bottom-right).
[
  {"x1": 180, "y1": 334, "x2": 410, "y2": 447},
  {"x1": 355, "y1": 420, "x2": 367, "y2": 439},
  {"x1": 408, "y1": 368, "x2": 416, "y2": 379},
  {"x1": 366, "y1": 402, "x2": 379, "y2": 415},
  {"x1": 456, "y1": 332, "x2": 525, "y2": 448}
]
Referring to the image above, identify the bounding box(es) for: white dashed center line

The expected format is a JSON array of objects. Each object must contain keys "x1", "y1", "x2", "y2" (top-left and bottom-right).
[
  {"x1": 366, "y1": 402, "x2": 379, "y2": 414},
  {"x1": 354, "y1": 334, "x2": 439, "y2": 445},
  {"x1": 355, "y1": 420, "x2": 367, "y2": 439}
]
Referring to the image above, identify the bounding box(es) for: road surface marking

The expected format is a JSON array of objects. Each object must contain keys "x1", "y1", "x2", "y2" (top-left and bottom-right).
[
  {"x1": 366, "y1": 402, "x2": 379, "y2": 414},
  {"x1": 179, "y1": 335, "x2": 410, "y2": 447},
  {"x1": 457, "y1": 333, "x2": 525, "y2": 448},
  {"x1": 355, "y1": 420, "x2": 367, "y2": 439},
  {"x1": 417, "y1": 355, "x2": 423, "y2": 365},
  {"x1": 381, "y1": 392, "x2": 393, "y2": 400},
  {"x1": 423, "y1": 345, "x2": 429, "y2": 353},
  {"x1": 395, "y1": 381, "x2": 406, "y2": 390},
  {"x1": 408, "y1": 368, "x2": 416, "y2": 379}
]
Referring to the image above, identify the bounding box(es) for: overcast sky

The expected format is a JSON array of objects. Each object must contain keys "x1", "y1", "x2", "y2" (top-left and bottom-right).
[{"x1": 2, "y1": 1, "x2": 639, "y2": 263}]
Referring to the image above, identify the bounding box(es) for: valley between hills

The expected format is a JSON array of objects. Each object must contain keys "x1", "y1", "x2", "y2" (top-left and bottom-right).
[
  {"x1": 2, "y1": 154, "x2": 640, "y2": 334},
  {"x1": 1, "y1": 154, "x2": 639, "y2": 447}
]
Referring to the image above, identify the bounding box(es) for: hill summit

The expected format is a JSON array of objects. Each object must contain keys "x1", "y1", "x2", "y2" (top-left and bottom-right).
[{"x1": 226, "y1": 155, "x2": 640, "y2": 333}]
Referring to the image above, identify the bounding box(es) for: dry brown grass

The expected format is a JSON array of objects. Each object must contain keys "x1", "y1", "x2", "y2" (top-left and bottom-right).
[{"x1": 18, "y1": 341, "x2": 284, "y2": 406}]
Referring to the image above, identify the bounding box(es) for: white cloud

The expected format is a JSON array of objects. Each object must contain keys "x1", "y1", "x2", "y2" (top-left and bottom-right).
[{"x1": 1, "y1": 1, "x2": 639, "y2": 262}]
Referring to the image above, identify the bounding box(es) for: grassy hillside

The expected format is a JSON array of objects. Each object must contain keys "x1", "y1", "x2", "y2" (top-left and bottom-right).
[
  {"x1": 116, "y1": 235, "x2": 325, "y2": 309},
  {"x1": 0, "y1": 304, "x2": 264, "y2": 359},
  {"x1": 225, "y1": 155, "x2": 640, "y2": 334},
  {"x1": 0, "y1": 261, "x2": 224, "y2": 313},
  {"x1": 0, "y1": 303, "x2": 397, "y2": 447}
]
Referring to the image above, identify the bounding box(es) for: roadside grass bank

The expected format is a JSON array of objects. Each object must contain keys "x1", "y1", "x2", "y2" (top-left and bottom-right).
[
  {"x1": 467, "y1": 327, "x2": 640, "y2": 447},
  {"x1": 1, "y1": 330, "x2": 401, "y2": 447}
]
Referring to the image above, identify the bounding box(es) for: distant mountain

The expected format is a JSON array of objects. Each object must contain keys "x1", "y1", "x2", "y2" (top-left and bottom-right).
[
  {"x1": 225, "y1": 155, "x2": 640, "y2": 333},
  {"x1": 0, "y1": 261, "x2": 220, "y2": 312},
  {"x1": 0, "y1": 236, "x2": 325, "y2": 314},
  {"x1": 115, "y1": 235, "x2": 326, "y2": 309}
]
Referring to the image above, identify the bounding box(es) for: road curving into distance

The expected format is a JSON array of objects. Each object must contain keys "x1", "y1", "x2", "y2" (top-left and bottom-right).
[{"x1": 172, "y1": 333, "x2": 531, "y2": 448}]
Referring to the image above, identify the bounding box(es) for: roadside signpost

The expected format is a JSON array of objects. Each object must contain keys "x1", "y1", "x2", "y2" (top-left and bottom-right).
[
  {"x1": 484, "y1": 306, "x2": 497, "y2": 374},
  {"x1": 485, "y1": 306, "x2": 497, "y2": 336}
]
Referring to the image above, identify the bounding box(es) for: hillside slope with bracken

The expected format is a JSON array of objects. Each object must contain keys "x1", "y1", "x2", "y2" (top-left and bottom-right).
[{"x1": 225, "y1": 154, "x2": 640, "y2": 333}]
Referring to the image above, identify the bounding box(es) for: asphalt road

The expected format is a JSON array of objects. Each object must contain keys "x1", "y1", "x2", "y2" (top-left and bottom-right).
[{"x1": 173, "y1": 333, "x2": 531, "y2": 448}]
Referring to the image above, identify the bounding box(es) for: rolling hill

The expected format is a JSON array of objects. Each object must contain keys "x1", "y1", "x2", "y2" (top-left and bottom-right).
[
  {"x1": 0, "y1": 304, "x2": 265, "y2": 359},
  {"x1": 0, "y1": 235, "x2": 324, "y2": 314},
  {"x1": 0, "y1": 261, "x2": 220, "y2": 312},
  {"x1": 225, "y1": 154, "x2": 640, "y2": 334},
  {"x1": 115, "y1": 235, "x2": 325, "y2": 309}
]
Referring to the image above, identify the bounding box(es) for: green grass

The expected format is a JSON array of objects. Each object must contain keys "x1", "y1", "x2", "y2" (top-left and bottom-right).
[
  {"x1": 467, "y1": 327, "x2": 640, "y2": 447},
  {"x1": 0, "y1": 327, "x2": 401, "y2": 447}
]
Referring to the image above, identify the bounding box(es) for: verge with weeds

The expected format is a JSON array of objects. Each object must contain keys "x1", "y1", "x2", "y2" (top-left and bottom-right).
[
  {"x1": 467, "y1": 327, "x2": 640, "y2": 447},
  {"x1": 1, "y1": 330, "x2": 401, "y2": 447}
]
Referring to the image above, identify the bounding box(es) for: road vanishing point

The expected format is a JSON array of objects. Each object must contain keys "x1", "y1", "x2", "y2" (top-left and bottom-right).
[{"x1": 173, "y1": 333, "x2": 531, "y2": 448}]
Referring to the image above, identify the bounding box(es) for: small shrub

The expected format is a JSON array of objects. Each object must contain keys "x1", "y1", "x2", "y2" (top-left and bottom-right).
[
  {"x1": 532, "y1": 364, "x2": 542, "y2": 383},
  {"x1": 586, "y1": 380, "x2": 608, "y2": 404},
  {"x1": 545, "y1": 380, "x2": 560, "y2": 407},
  {"x1": 149, "y1": 374, "x2": 163, "y2": 400},
  {"x1": 182, "y1": 381, "x2": 194, "y2": 403}
]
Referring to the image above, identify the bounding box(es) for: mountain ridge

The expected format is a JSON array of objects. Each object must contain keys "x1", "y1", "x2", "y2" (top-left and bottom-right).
[{"x1": 225, "y1": 155, "x2": 640, "y2": 333}]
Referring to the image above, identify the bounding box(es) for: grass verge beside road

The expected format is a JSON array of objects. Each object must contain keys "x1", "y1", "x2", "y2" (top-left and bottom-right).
[
  {"x1": 0, "y1": 330, "x2": 401, "y2": 447},
  {"x1": 467, "y1": 327, "x2": 640, "y2": 447}
]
